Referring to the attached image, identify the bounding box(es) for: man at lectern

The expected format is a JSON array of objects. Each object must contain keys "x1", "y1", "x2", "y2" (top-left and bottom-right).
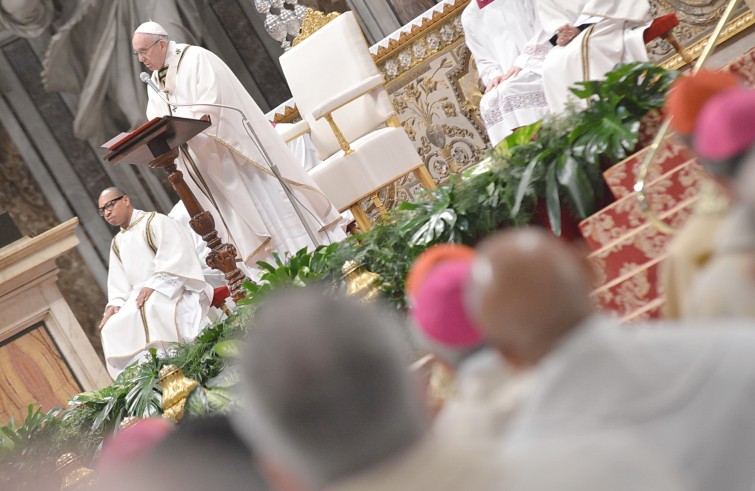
[
  {"x1": 97, "y1": 187, "x2": 212, "y2": 379},
  {"x1": 131, "y1": 21, "x2": 344, "y2": 272}
]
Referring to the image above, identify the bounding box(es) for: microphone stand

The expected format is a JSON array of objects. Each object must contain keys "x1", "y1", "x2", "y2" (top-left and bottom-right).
[{"x1": 140, "y1": 73, "x2": 322, "y2": 247}]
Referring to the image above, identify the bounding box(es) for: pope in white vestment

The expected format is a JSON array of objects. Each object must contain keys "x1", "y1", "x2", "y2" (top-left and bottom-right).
[
  {"x1": 133, "y1": 22, "x2": 344, "y2": 269},
  {"x1": 99, "y1": 191, "x2": 212, "y2": 379},
  {"x1": 462, "y1": 0, "x2": 551, "y2": 146},
  {"x1": 536, "y1": 0, "x2": 652, "y2": 112}
]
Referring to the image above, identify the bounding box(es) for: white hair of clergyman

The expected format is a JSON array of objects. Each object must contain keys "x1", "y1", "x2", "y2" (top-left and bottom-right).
[{"x1": 231, "y1": 287, "x2": 427, "y2": 488}]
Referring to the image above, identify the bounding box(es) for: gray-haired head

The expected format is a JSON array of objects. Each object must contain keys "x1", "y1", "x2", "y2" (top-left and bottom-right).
[{"x1": 232, "y1": 287, "x2": 427, "y2": 487}]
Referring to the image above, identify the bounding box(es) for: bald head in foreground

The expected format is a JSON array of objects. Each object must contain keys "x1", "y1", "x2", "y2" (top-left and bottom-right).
[
  {"x1": 467, "y1": 227, "x2": 594, "y2": 367},
  {"x1": 470, "y1": 228, "x2": 755, "y2": 491}
]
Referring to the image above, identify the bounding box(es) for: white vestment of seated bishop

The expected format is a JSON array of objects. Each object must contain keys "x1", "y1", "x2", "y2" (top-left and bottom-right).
[
  {"x1": 462, "y1": 0, "x2": 551, "y2": 146},
  {"x1": 503, "y1": 314, "x2": 755, "y2": 491},
  {"x1": 101, "y1": 209, "x2": 212, "y2": 379},
  {"x1": 146, "y1": 41, "x2": 345, "y2": 269},
  {"x1": 537, "y1": 0, "x2": 652, "y2": 112}
]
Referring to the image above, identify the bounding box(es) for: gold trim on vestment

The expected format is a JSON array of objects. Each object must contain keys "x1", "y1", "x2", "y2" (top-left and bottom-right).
[
  {"x1": 178, "y1": 145, "x2": 240, "y2": 248},
  {"x1": 213, "y1": 135, "x2": 344, "y2": 233},
  {"x1": 111, "y1": 238, "x2": 121, "y2": 263},
  {"x1": 242, "y1": 236, "x2": 272, "y2": 267},
  {"x1": 139, "y1": 305, "x2": 151, "y2": 344},
  {"x1": 102, "y1": 294, "x2": 184, "y2": 362},
  {"x1": 580, "y1": 12, "x2": 651, "y2": 25},
  {"x1": 209, "y1": 136, "x2": 330, "y2": 196},
  {"x1": 145, "y1": 212, "x2": 158, "y2": 254},
  {"x1": 580, "y1": 24, "x2": 596, "y2": 83},
  {"x1": 173, "y1": 290, "x2": 184, "y2": 340},
  {"x1": 121, "y1": 212, "x2": 146, "y2": 231}
]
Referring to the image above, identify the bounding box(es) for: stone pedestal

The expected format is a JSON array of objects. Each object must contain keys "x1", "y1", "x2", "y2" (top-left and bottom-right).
[{"x1": 0, "y1": 218, "x2": 110, "y2": 423}]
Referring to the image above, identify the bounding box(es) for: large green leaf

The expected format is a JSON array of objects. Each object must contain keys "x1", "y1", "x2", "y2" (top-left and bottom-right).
[
  {"x1": 492, "y1": 120, "x2": 542, "y2": 158},
  {"x1": 512, "y1": 152, "x2": 547, "y2": 217},
  {"x1": 556, "y1": 154, "x2": 596, "y2": 218},
  {"x1": 545, "y1": 164, "x2": 561, "y2": 236}
]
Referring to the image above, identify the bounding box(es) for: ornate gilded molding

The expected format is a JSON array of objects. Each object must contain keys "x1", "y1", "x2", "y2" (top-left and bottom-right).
[
  {"x1": 371, "y1": 0, "x2": 469, "y2": 64},
  {"x1": 660, "y1": 10, "x2": 754, "y2": 70},
  {"x1": 291, "y1": 8, "x2": 340, "y2": 47}
]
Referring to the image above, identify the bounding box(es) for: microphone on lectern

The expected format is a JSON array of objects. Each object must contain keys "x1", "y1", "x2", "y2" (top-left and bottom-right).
[{"x1": 139, "y1": 71, "x2": 161, "y2": 94}]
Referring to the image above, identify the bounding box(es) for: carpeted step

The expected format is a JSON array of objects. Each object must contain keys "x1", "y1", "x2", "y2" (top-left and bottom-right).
[
  {"x1": 580, "y1": 159, "x2": 706, "y2": 251},
  {"x1": 622, "y1": 297, "x2": 666, "y2": 323},
  {"x1": 591, "y1": 257, "x2": 664, "y2": 318},
  {"x1": 587, "y1": 197, "x2": 697, "y2": 288},
  {"x1": 603, "y1": 136, "x2": 695, "y2": 200}
]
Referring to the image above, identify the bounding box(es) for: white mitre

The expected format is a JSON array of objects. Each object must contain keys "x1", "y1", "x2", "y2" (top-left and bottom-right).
[{"x1": 134, "y1": 21, "x2": 168, "y2": 36}]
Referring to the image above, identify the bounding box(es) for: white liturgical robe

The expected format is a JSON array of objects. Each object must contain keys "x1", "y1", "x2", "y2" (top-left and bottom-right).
[
  {"x1": 101, "y1": 209, "x2": 212, "y2": 379},
  {"x1": 503, "y1": 314, "x2": 755, "y2": 491},
  {"x1": 462, "y1": 0, "x2": 551, "y2": 146},
  {"x1": 536, "y1": 0, "x2": 652, "y2": 112},
  {"x1": 433, "y1": 348, "x2": 530, "y2": 444},
  {"x1": 146, "y1": 41, "x2": 344, "y2": 268}
]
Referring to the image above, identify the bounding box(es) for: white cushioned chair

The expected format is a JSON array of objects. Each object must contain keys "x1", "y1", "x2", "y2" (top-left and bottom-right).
[{"x1": 278, "y1": 11, "x2": 436, "y2": 232}]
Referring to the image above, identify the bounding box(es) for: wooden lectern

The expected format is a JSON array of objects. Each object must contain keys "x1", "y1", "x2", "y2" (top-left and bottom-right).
[{"x1": 103, "y1": 116, "x2": 247, "y2": 301}]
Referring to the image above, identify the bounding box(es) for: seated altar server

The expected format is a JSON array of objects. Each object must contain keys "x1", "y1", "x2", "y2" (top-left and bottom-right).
[
  {"x1": 98, "y1": 188, "x2": 212, "y2": 379},
  {"x1": 468, "y1": 227, "x2": 755, "y2": 491},
  {"x1": 537, "y1": 0, "x2": 652, "y2": 112},
  {"x1": 132, "y1": 21, "x2": 344, "y2": 269},
  {"x1": 462, "y1": 0, "x2": 551, "y2": 146}
]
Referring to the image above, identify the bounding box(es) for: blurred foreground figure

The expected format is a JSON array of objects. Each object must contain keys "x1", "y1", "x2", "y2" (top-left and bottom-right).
[
  {"x1": 232, "y1": 287, "x2": 683, "y2": 491},
  {"x1": 660, "y1": 70, "x2": 741, "y2": 318},
  {"x1": 95, "y1": 416, "x2": 271, "y2": 491},
  {"x1": 685, "y1": 88, "x2": 755, "y2": 318},
  {"x1": 407, "y1": 245, "x2": 529, "y2": 444},
  {"x1": 231, "y1": 288, "x2": 509, "y2": 491},
  {"x1": 469, "y1": 227, "x2": 755, "y2": 491}
]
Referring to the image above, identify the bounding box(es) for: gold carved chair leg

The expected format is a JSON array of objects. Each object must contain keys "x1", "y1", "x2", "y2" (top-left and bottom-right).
[
  {"x1": 350, "y1": 203, "x2": 373, "y2": 233},
  {"x1": 413, "y1": 165, "x2": 437, "y2": 191},
  {"x1": 663, "y1": 33, "x2": 692, "y2": 64},
  {"x1": 371, "y1": 193, "x2": 389, "y2": 216}
]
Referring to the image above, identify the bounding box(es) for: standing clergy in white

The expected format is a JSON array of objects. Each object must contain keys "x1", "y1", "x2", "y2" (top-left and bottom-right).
[
  {"x1": 462, "y1": 0, "x2": 551, "y2": 146},
  {"x1": 98, "y1": 188, "x2": 212, "y2": 379},
  {"x1": 537, "y1": 0, "x2": 652, "y2": 112},
  {"x1": 468, "y1": 228, "x2": 755, "y2": 491},
  {"x1": 132, "y1": 22, "x2": 344, "y2": 269}
]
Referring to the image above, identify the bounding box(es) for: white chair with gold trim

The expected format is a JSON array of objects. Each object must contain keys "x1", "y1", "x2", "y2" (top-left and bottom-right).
[{"x1": 278, "y1": 11, "x2": 436, "y2": 232}]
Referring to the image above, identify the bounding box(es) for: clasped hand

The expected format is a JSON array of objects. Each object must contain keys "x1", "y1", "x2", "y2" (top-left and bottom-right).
[
  {"x1": 555, "y1": 24, "x2": 580, "y2": 46},
  {"x1": 484, "y1": 66, "x2": 523, "y2": 93}
]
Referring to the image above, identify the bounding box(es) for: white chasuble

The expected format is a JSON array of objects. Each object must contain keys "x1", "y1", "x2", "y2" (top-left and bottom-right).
[
  {"x1": 146, "y1": 42, "x2": 344, "y2": 269},
  {"x1": 462, "y1": 0, "x2": 551, "y2": 146},
  {"x1": 101, "y1": 209, "x2": 212, "y2": 379},
  {"x1": 536, "y1": 0, "x2": 652, "y2": 112}
]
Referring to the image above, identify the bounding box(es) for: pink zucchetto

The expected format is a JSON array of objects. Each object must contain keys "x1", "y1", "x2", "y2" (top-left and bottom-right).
[
  {"x1": 95, "y1": 418, "x2": 173, "y2": 473},
  {"x1": 134, "y1": 21, "x2": 168, "y2": 36},
  {"x1": 410, "y1": 258, "x2": 484, "y2": 349},
  {"x1": 694, "y1": 88, "x2": 755, "y2": 162}
]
